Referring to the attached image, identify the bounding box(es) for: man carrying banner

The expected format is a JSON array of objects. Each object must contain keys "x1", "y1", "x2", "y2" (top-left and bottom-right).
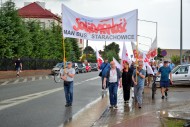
[
  {"x1": 61, "y1": 62, "x2": 75, "y2": 107},
  {"x1": 103, "y1": 61, "x2": 122, "y2": 109},
  {"x1": 132, "y1": 61, "x2": 146, "y2": 108}
]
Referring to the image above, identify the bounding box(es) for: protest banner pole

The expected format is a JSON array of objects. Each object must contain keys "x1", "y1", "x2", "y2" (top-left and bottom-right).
[
  {"x1": 136, "y1": 10, "x2": 139, "y2": 82},
  {"x1": 62, "y1": 37, "x2": 66, "y2": 69}
]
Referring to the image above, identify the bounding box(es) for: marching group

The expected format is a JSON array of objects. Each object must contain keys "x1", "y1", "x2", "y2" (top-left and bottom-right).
[
  {"x1": 100, "y1": 58, "x2": 173, "y2": 109},
  {"x1": 59, "y1": 58, "x2": 173, "y2": 109}
]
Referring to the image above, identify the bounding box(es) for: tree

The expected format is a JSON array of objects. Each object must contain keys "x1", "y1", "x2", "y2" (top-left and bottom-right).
[
  {"x1": 0, "y1": 0, "x2": 32, "y2": 58},
  {"x1": 170, "y1": 55, "x2": 180, "y2": 65},
  {"x1": 102, "y1": 42, "x2": 120, "y2": 61},
  {"x1": 83, "y1": 46, "x2": 95, "y2": 54},
  {"x1": 70, "y1": 38, "x2": 81, "y2": 60},
  {"x1": 106, "y1": 50, "x2": 120, "y2": 62}
]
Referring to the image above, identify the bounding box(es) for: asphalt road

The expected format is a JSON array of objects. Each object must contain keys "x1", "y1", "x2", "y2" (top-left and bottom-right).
[{"x1": 0, "y1": 71, "x2": 102, "y2": 127}]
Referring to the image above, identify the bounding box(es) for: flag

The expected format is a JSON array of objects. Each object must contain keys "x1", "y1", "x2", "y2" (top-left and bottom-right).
[
  {"x1": 148, "y1": 37, "x2": 157, "y2": 58},
  {"x1": 143, "y1": 52, "x2": 154, "y2": 75},
  {"x1": 131, "y1": 42, "x2": 144, "y2": 60},
  {"x1": 121, "y1": 42, "x2": 131, "y2": 69},
  {"x1": 113, "y1": 57, "x2": 121, "y2": 70},
  {"x1": 96, "y1": 48, "x2": 103, "y2": 69}
]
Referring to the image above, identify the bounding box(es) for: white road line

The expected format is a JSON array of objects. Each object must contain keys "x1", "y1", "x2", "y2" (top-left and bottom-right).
[
  {"x1": 0, "y1": 88, "x2": 63, "y2": 111},
  {"x1": 12, "y1": 79, "x2": 19, "y2": 84},
  {"x1": 45, "y1": 76, "x2": 49, "y2": 79},
  {"x1": 58, "y1": 97, "x2": 102, "y2": 127},
  {"x1": 23, "y1": 78, "x2": 27, "y2": 82},
  {"x1": 32, "y1": 77, "x2": 35, "y2": 81},
  {"x1": 1, "y1": 81, "x2": 9, "y2": 86},
  {"x1": 39, "y1": 77, "x2": 42, "y2": 80}
]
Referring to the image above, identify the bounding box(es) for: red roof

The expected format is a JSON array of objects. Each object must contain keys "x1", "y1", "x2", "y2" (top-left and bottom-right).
[{"x1": 18, "y1": 2, "x2": 61, "y2": 22}]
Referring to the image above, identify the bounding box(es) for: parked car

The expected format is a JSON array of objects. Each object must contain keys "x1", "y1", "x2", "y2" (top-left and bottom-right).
[
  {"x1": 156, "y1": 64, "x2": 190, "y2": 85},
  {"x1": 90, "y1": 63, "x2": 98, "y2": 71},
  {"x1": 86, "y1": 63, "x2": 92, "y2": 72},
  {"x1": 72, "y1": 63, "x2": 79, "y2": 74},
  {"x1": 51, "y1": 62, "x2": 69, "y2": 75},
  {"x1": 77, "y1": 63, "x2": 86, "y2": 73}
]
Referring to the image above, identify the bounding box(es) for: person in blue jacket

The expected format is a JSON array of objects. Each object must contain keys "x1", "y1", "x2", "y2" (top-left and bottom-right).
[{"x1": 100, "y1": 58, "x2": 110, "y2": 90}]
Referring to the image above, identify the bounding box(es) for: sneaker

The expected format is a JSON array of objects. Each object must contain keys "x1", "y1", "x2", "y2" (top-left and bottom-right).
[
  {"x1": 109, "y1": 105, "x2": 113, "y2": 108},
  {"x1": 65, "y1": 104, "x2": 70, "y2": 107},
  {"x1": 139, "y1": 106, "x2": 142, "y2": 109},
  {"x1": 126, "y1": 100, "x2": 129, "y2": 103},
  {"x1": 161, "y1": 96, "x2": 165, "y2": 99},
  {"x1": 114, "y1": 105, "x2": 118, "y2": 109},
  {"x1": 124, "y1": 101, "x2": 127, "y2": 104}
]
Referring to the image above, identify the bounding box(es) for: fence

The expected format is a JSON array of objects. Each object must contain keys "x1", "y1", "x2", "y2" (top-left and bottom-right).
[{"x1": 0, "y1": 58, "x2": 60, "y2": 71}]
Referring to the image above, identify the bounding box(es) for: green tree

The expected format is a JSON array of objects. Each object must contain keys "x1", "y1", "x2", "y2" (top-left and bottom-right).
[
  {"x1": 106, "y1": 50, "x2": 120, "y2": 62},
  {"x1": 70, "y1": 38, "x2": 81, "y2": 60},
  {"x1": 0, "y1": 0, "x2": 32, "y2": 58},
  {"x1": 155, "y1": 47, "x2": 164, "y2": 60},
  {"x1": 83, "y1": 46, "x2": 95, "y2": 54},
  {"x1": 170, "y1": 55, "x2": 180, "y2": 65},
  {"x1": 102, "y1": 42, "x2": 120, "y2": 61}
]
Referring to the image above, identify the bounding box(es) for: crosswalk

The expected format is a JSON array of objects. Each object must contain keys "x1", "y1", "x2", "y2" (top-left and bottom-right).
[{"x1": 0, "y1": 75, "x2": 54, "y2": 86}]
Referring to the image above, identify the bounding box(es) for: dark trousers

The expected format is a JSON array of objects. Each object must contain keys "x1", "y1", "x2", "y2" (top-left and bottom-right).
[{"x1": 123, "y1": 84, "x2": 130, "y2": 101}]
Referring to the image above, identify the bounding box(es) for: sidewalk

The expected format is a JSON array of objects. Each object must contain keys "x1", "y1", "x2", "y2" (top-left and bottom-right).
[
  {"x1": 91, "y1": 87, "x2": 190, "y2": 127},
  {"x1": 0, "y1": 70, "x2": 51, "y2": 80}
]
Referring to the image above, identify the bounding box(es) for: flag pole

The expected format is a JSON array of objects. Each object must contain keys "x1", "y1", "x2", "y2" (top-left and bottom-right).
[
  {"x1": 63, "y1": 37, "x2": 66, "y2": 69},
  {"x1": 136, "y1": 10, "x2": 139, "y2": 82}
]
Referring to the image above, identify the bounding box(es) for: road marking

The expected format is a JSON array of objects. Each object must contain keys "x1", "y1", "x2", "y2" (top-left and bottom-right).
[
  {"x1": 1, "y1": 81, "x2": 9, "y2": 86},
  {"x1": 23, "y1": 78, "x2": 27, "y2": 82},
  {"x1": 12, "y1": 79, "x2": 19, "y2": 84},
  {"x1": 39, "y1": 77, "x2": 42, "y2": 80},
  {"x1": 0, "y1": 88, "x2": 63, "y2": 111},
  {"x1": 0, "y1": 76, "x2": 100, "y2": 111},
  {"x1": 58, "y1": 96, "x2": 103, "y2": 127},
  {"x1": 32, "y1": 77, "x2": 35, "y2": 81}
]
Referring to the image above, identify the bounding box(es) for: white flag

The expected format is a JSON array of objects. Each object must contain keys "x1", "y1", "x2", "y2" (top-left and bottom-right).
[
  {"x1": 96, "y1": 48, "x2": 103, "y2": 68},
  {"x1": 113, "y1": 57, "x2": 121, "y2": 70},
  {"x1": 121, "y1": 42, "x2": 131, "y2": 70}
]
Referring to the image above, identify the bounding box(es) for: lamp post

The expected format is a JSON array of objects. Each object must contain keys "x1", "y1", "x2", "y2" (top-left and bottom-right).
[
  {"x1": 138, "y1": 35, "x2": 152, "y2": 44},
  {"x1": 180, "y1": 0, "x2": 183, "y2": 64},
  {"x1": 138, "y1": 19, "x2": 158, "y2": 44}
]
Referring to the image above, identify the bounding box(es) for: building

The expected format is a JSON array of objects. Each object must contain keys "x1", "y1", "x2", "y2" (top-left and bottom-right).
[
  {"x1": 163, "y1": 49, "x2": 190, "y2": 63},
  {"x1": 18, "y1": 2, "x2": 84, "y2": 53},
  {"x1": 18, "y1": 2, "x2": 61, "y2": 28}
]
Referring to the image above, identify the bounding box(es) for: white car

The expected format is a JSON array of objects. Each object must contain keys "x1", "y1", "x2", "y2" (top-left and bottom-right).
[{"x1": 156, "y1": 64, "x2": 190, "y2": 85}]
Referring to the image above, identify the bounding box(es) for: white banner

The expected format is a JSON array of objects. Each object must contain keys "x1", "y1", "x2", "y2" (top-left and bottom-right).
[{"x1": 62, "y1": 4, "x2": 138, "y2": 41}]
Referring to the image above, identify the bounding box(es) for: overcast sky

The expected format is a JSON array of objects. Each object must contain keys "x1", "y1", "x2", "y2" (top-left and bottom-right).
[{"x1": 5, "y1": 0, "x2": 190, "y2": 56}]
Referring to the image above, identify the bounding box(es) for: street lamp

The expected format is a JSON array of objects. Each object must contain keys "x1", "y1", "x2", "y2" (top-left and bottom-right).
[
  {"x1": 180, "y1": 0, "x2": 183, "y2": 64},
  {"x1": 138, "y1": 35, "x2": 152, "y2": 44},
  {"x1": 138, "y1": 19, "x2": 158, "y2": 43}
]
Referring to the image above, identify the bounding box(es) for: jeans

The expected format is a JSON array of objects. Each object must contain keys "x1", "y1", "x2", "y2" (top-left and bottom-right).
[
  {"x1": 108, "y1": 82, "x2": 118, "y2": 106},
  {"x1": 64, "y1": 81, "x2": 73, "y2": 104},
  {"x1": 134, "y1": 85, "x2": 144, "y2": 106}
]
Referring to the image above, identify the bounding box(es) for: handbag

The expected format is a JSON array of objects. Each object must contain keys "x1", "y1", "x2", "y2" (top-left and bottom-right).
[{"x1": 99, "y1": 63, "x2": 108, "y2": 77}]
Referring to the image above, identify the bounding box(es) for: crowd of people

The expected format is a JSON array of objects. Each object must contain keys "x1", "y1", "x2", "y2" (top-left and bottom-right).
[{"x1": 100, "y1": 58, "x2": 174, "y2": 109}]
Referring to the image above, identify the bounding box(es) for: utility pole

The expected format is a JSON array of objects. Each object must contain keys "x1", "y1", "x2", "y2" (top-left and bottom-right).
[
  {"x1": 86, "y1": 40, "x2": 88, "y2": 61},
  {"x1": 180, "y1": 0, "x2": 183, "y2": 64}
]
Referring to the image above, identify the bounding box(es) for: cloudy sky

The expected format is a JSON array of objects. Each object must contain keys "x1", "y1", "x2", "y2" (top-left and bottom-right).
[{"x1": 4, "y1": 0, "x2": 190, "y2": 56}]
